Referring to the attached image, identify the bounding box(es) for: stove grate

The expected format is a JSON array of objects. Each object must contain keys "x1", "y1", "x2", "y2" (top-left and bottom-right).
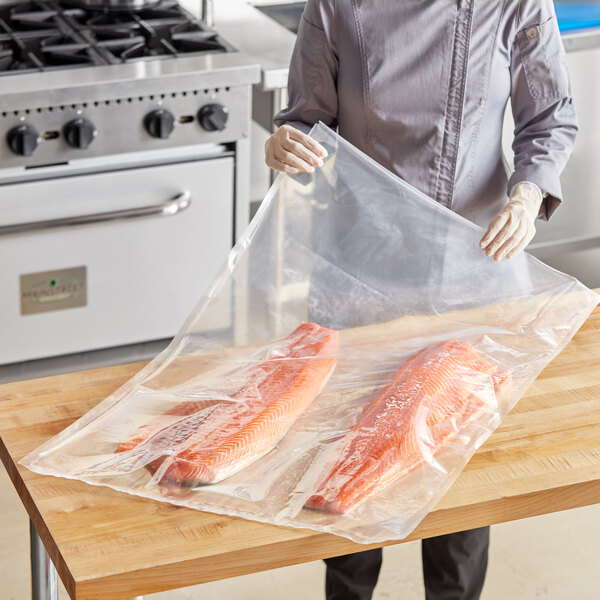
[
  {"x1": 0, "y1": 0, "x2": 231, "y2": 74},
  {"x1": 2, "y1": 1, "x2": 62, "y2": 31}
]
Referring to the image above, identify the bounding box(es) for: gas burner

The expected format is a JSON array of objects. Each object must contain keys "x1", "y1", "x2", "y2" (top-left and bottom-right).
[
  {"x1": 94, "y1": 31, "x2": 147, "y2": 57},
  {"x1": 2, "y1": 1, "x2": 61, "y2": 31},
  {"x1": 0, "y1": 0, "x2": 231, "y2": 73},
  {"x1": 0, "y1": 29, "x2": 101, "y2": 72},
  {"x1": 0, "y1": 39, "x2": 13, "y2": 71},
  {"x1": 169, "y1": 22, "x2": 225, "y2": 53},
  {"x1": 78, "y1": 6, "x2": 228, "y2": 61},
  {"x1": 133, "y1": 0, "x2": 190, "y2": 21},
  {"x1": 82, "y1": 12, "x2": 146, "y2": 57},
  {"x1": 116, "y1": 19, "x2": 225, "y2": 59},
  {"x1": 40, "y1": 32, "x2": 97, "y2": 65},
  {"x1": 84, "y1": 11, "x2": 144, "y2": 34}
]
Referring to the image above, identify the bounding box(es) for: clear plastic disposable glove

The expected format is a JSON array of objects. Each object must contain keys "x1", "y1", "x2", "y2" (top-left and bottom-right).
[
  {"x1": 480, "y1": 181, "x2": 543, "y2": 261},
  {"x1": 265, "y1": 124, "x2": 327, "y2": 174}
]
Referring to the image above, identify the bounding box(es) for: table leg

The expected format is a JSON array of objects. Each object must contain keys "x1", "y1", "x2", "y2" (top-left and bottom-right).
[
  {"x1": 30, "y1": 520, "x2": 58, "y2": 600},
  {"x1": 30, "y1": 519, "x2": 144, "y2": 600}
]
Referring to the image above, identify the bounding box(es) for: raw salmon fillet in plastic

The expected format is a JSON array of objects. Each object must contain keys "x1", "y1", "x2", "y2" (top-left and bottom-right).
[
  {"x1": 306, "y1": 340, "x2": 511, "y2": 513},
  {"x1": 117, "y1": 322, "x2": 339, "y2": 485}
]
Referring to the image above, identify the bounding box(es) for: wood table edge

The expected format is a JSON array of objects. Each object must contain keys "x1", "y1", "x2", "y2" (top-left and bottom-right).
[
  {"x1": 2, "y1": 290, "x2": 599, "y2": 599},
  {"x1": 0, "y1": 436, "x2": 77, "y2": 599},
  {"x1": 70, "y1": 477, "x2": 600, "y2": 600}
]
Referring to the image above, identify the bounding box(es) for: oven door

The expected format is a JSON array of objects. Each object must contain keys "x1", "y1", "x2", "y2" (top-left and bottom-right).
[{"x1": 0, "y1": 156, "x2": 234, "y2": 365}]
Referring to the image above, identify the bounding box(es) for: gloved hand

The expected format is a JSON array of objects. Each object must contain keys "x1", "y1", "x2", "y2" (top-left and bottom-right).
[
  {"x1": 265, "y1": 124, "x2": 327, "y2": 174},
  {"x1": 480, "y1": 181, "x2": 543, "y2": 261}
]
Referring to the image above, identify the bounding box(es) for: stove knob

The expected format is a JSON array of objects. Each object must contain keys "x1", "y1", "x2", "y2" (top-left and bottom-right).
[
  {"x1": 145, "y1": 109, "x2": 175, "y2": 139},
  {"x1": 7, "y1": 124, "x2": 41, "y2": 156},
  {"x1": 198, "y1": 103, "x2": 229, "y2": 132},
  {"x1": 64, "y1": 118, "x2": 97, "y2": 149}
]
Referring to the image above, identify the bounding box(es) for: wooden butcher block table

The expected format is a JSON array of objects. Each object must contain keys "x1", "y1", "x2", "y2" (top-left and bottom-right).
[{"x1": 1, "y1": 295, "x2": 600, "y2": 600}]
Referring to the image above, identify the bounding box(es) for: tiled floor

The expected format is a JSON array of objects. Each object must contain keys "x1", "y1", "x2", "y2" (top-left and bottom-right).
[{"x1": 2, "y1": 463, "x2": 599, "y2": 600}]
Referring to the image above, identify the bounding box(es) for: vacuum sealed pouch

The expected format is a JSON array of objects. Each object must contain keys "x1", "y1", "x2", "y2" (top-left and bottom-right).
[{"x1": 22, "y1": 123, "x2": 599, "y2": 543}]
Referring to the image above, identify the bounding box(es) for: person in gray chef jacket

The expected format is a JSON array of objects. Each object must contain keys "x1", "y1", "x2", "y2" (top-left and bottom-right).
[{"x1": 265, "y1": 1, "x2": 577, "y2": 599}]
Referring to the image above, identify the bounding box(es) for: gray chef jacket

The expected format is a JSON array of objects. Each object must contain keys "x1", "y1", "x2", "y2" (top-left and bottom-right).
[{"x1": 275, "y1": 0, "x2": 577, "y2": 228}]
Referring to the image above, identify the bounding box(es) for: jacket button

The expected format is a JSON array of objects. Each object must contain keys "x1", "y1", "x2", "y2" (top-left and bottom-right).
[{"x1": 527, "y1": 27, "x2": 538, "y2": 40}]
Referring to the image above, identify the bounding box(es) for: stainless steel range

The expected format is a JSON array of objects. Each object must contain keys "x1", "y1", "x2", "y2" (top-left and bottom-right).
[{"x1": 0, "y1": 0, "x2": 259, "y2": 372}]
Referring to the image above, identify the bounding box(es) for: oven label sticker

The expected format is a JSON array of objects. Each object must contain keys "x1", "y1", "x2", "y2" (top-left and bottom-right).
[{"x1": 20, "y1": 266, "x2": 87, "y2": 315}]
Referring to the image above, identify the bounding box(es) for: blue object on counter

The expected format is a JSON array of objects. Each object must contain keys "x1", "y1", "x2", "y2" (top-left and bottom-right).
[{"x1": 554, "y1": 4, "x2": 600, "y2": 32}]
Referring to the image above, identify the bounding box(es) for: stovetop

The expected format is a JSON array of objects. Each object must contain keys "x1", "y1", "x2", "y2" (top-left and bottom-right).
[{"x1": 0, "y1": 0, "x2": 231, "y2": 74}]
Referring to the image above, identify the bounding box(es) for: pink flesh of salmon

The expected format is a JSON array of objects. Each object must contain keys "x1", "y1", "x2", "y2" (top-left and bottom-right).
[
  {"x1": 117, "y1": 322, "x2": 339, "y2": 484},
  {"x1": 306, "y1": 340, "x2": 511, "y2": 513}
]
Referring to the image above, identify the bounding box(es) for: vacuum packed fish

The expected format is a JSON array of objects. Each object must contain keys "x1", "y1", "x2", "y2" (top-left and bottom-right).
[
  {"x1": 306, "y1": 340, "x2": 511, "y2": 513},
  {"x1": 117, "y1": 322, "x2": 339, "y2": 484}
]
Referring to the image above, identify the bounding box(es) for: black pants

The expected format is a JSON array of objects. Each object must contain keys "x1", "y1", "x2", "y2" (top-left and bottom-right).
[{"x1": 324, "y1": 526, "x2": 489, "y2": 600}]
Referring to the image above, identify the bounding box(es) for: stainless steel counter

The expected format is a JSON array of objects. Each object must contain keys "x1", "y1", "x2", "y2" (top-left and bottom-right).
[
  {"x1": 213, "y1": 0, "x2": 299, "y2": 132},
  {"x1": 562, "y1": 28, "x2": 600, "y2": 53},
  {"x1": 214, "y1": 0, "x2": 297, "y2": 92}
]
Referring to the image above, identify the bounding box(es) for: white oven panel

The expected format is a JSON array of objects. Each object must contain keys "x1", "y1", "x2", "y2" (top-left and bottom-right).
[{"x1": 0, "y1": 156, "x2": 234, "y2": 364}]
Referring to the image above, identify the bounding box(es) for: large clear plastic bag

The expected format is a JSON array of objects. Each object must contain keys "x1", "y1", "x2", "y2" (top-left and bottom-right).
[{"x1": 22, "y1": 123, "x2": 599, "y2": 543}]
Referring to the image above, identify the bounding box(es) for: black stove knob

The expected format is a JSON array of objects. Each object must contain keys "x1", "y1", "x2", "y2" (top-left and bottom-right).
[
  {"x1": 64, "y1": 118, "x2": 97, "y2": 149},
  {"x1": 198, "y1": 103, "x2": 229, "y2": 132},
  {"x1": 7, "y1": 124, "x2": 40, "y2": 156},
  {"x1": 145, "y1": 109, "x2": 175, "y2": 139}
]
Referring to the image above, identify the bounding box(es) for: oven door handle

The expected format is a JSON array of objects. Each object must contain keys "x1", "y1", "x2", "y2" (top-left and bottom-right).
[{"x1": 0, "y1": 190, "x2": 192, "y2": 236}]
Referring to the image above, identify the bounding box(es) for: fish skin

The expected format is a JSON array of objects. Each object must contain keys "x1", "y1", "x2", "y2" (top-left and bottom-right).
[
  {"x1": 116, "y1": 322, "x2": 339, "y2": 485},
  {"x1": 306, "y1": 340, "x2": 511, "y2": 514}
]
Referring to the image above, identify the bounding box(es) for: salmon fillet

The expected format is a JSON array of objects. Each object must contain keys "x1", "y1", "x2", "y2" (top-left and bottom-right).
[
  {"x1": 306, "y1": 340, "x2": 511, "y2": 513},
  {"x1": 117, "y1": 322, "x2": 339, "y2": 485}
]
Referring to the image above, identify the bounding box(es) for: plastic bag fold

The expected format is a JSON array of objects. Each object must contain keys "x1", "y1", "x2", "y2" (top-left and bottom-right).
[{"x1": 22, "y1": 123, "x2": 599, "y2": 543}]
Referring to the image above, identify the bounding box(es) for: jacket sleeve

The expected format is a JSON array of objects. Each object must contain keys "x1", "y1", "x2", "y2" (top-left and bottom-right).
[
  {"x1": 508, "y1": 0, "x2": 578, "y2": 220},
  {"x1": 274, "y1": 0, "x2": 339, "y2": 134}
]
